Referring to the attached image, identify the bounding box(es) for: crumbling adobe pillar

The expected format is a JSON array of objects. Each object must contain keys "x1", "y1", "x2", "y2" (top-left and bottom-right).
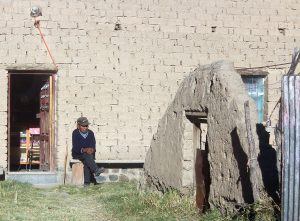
[{"x1": 143, "y1": 61, "x2": 266, "y2": 213}]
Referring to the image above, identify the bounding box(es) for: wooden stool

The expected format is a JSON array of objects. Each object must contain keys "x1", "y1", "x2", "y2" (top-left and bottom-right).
[{"x1": 71, "y1": 162, "x2": 84, "y2": 185}]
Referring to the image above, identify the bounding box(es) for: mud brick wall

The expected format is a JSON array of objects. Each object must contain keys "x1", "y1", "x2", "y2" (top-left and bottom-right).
[{"x1": 0, "y1": 0, "x2": 299, "y2": 173}]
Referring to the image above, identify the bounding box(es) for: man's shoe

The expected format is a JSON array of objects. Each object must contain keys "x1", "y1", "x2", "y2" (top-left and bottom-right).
[
  {"x1": 94, "y1": 175, "x2": 105, "y2": 183},
  {"x1": 95, "y1": 167, "x2": 105, "y2": 176},
  {"x1": 94, "y1": 167, "x2": 105, "y2": 183}
]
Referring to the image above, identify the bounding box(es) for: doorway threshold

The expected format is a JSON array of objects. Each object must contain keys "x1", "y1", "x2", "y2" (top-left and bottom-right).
[
  {"x1": 7, "y1": 171, "x2": 56, "y2": 175},
  {"x1": 6, "y1": 171, "x2": 58, "y2": 185}
]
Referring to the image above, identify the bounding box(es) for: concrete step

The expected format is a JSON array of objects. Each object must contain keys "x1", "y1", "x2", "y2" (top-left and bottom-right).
[{"x1": 6, "y1": 172, "x2": 58, "y2": 185}]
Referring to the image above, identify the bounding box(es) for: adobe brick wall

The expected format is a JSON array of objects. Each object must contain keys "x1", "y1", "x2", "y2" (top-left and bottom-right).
[
  {"x1": 0, "y1": 0, "x2": 299, "y2": 173},
  {"x1": 0, "y1": 71, "x2": 8, "y2": 167}
]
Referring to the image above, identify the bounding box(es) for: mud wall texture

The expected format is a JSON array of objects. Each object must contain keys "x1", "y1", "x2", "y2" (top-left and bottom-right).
[
  {"x1": 0, "y1": 0, "x2": 299, "y2": 175},
  {"x1": 144, "y1": 61, "x2": 265, "y2": 212}
]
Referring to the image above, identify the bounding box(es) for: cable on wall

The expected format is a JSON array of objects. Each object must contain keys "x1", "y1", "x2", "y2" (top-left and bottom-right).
[
  {"x1": 31, "y1": 6, "x2": 58, "y2": 69},
  {"x1": 236, "y1": 62, "x2": 291, "y2": 71}
]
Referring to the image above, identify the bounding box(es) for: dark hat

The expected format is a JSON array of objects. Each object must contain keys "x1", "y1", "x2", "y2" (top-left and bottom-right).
[{"x1": 77, "y1": 117, "x2": 90, "y2": 126}]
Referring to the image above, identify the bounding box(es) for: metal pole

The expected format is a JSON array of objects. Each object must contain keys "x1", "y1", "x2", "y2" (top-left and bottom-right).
[
  {"x1": 282, "y1": 76, "x2": 290, "y2": 221},
  {"x1": 293, "y1": 76, "x2": 300, "y2": 220},
  {"x1": 288, "y1": 76, "x2": 295, "y2": 219}
]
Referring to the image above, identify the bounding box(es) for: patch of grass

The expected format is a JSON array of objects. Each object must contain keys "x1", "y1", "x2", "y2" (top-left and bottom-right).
[
  {"x1": 0, "y1": 180, "x2": 114, "y2": 221},
  {"x1": 233, "y1": 198, "x2": 279, "y2": 221},
  {"x1": 0, "y1": 180, "x2": 278, "y2": 221},
  {"x1": 98, "y1": 182, "x2": 279, "y2": 221},
  {"x1": 99, "y1": 182, "x2": 221, "y2": 220}
]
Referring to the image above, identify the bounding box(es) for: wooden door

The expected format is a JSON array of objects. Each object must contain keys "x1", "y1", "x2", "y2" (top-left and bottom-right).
[
  {"x1": 39, "y1": 78, "x2": 51, "y2": 171},
  {"x1": 194, "y1": 121, "x2": 209, "y2": 213}
]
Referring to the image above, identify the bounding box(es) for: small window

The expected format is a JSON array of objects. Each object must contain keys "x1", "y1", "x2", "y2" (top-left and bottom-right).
[{"x1": 242, "y1": 76, "x2": 265, "y2": 123}]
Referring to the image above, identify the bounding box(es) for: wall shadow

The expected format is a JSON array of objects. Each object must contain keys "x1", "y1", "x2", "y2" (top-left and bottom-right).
[
  {"x1": 203, "y1": 141, "x2": 211, "y2": 209},
  {"x1": 256, "y1": 124, "x2": 280, "y2": 205},
  {"x1": 231, "y1": 127, "x2": 254, "y2": 203},
  {"x1": 0, "y1": 173, "x2": 5, "y2": 181}
]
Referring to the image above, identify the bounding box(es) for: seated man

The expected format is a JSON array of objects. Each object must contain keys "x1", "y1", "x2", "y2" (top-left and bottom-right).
[{"x1": 72, "y1": 116, "x2": 104, "y2": 186}]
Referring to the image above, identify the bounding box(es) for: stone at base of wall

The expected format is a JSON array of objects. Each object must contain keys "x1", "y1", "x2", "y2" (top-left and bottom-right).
[{"x1": 69, "y1": 162, "x2": 143, "y2": 185}]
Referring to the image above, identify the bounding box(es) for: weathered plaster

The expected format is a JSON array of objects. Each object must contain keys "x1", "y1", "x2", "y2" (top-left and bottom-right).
[{"x1": 144, "y1": 61, "x2": 265, "y2": 212}]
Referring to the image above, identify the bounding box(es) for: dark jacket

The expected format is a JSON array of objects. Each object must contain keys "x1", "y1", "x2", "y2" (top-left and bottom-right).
[{"x1": 72, "y1": 129, "x2": 96, "y2": 158}]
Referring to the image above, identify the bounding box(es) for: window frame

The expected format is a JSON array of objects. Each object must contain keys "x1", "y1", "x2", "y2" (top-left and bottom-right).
[{"x1": 237, "y1": 69, "x2": 268, "y2": 123}]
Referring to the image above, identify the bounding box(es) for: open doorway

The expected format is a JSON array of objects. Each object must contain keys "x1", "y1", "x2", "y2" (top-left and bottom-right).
[
  {"x1": 8, "y1": 73, "x2": 55, "y2": 172},
  {"x1": 186, "y1": 111, "x2": 211, "y2": 213}
]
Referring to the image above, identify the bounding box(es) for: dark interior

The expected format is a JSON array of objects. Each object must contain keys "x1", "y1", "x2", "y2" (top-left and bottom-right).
[
  {"x1": 9, "y1": 74, "x2": 49, "y2": 171},
  {"x1": 186, "y1": 112, "x2": 211, "y2": 213}
]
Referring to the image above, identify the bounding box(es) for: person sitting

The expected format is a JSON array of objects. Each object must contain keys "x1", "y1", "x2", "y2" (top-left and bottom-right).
[{"x1": 72, "y1": 116, "x2": 104, "y2": 186}]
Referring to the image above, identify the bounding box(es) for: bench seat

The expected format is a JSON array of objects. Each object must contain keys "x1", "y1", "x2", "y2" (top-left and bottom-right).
[{"x1": 69, "y1": 159, "x2": 144, "y2": 185}]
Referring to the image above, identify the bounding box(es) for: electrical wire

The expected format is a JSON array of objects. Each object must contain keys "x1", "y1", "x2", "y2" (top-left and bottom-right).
[
  {"x1": 34, "y1": 17, "x2": 58, "y2": 69},
  {"x1": 287, "y1": 48, "x2": 300, "y2": 75},
  {"x1": 236, "y1": 62, "x2": 291, "y2": 70},
  {"x1": 266, "y1": 49, "x2": 300, "y2": 123},
  {"x1": 268, "y1": 98, "x2": 281, "y2": 122}
]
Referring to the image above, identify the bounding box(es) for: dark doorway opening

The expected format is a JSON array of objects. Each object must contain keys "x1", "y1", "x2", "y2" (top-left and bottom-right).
[
  {"x1": 8, "y1": 73, "x2": 54, "y2": 172},
  {"x1": 186, "y1": 111, "x2": 211, "y2": 213}
]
